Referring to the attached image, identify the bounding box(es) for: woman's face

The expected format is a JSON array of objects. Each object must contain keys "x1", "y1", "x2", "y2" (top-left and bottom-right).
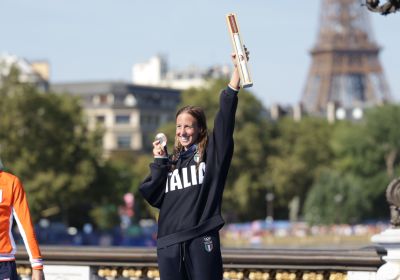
[{"x1": 176, "y1": 112, "x2": 200, "y2": 150}]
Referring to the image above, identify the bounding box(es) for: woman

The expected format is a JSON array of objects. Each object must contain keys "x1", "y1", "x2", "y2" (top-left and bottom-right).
[{"x1": 139, "y1": 51, "x2": 248, "y2": 280}]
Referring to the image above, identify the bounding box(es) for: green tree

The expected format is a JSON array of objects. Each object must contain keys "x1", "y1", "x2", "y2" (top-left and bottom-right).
[
  {"x1": 364, "y1": 104, "x2": 400, "y2": 178},
  {"x1": 304, "y1": 169, "x2": 370, "y2": 225},
  {"x1": 331, "y1": 121, "x2": 381, "y2": 177},
  {"x1": 330, "y1": 120, "x2": 388, "y2": 201},
  {"x1": 329, "y1": 105, "x2": 400, "y2": 220},
  {"x1": 342, "y1": 107, "x2": 400, "y2": 179},
  {"x1": 0, "y1": 70, "x2": 121, "y2": 229},
  {"x1": 267, "y1": 117, "x2": 333, "y2": 216}
]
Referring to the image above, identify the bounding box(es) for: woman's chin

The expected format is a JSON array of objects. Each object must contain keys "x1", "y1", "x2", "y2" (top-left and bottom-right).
[{"x1": 180, "y1": 142, "x2": 191, "y2": 149}]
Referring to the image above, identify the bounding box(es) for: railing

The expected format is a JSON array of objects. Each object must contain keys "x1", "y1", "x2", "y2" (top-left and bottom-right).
[{"x1": 15, "y1": 245, "x2": 385, "y2": 279}]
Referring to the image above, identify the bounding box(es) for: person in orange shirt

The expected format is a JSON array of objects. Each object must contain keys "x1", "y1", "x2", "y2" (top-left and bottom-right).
[{"x1": 0, "y1": 161, "x2": 45, "y2": 280}]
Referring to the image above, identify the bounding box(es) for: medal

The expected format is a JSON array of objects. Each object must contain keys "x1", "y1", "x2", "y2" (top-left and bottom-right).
[
  {"x1": 194, "y1": 151, "x2": 200, "y2": 163},
  {"x1": 155, "y1": 133, "x2": 167, "y2": 147}
]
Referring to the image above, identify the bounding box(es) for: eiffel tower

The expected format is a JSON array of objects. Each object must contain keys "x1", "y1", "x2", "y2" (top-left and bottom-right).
[{"x1": 301, "y1": 0, "x2": 391, "y2": 116}]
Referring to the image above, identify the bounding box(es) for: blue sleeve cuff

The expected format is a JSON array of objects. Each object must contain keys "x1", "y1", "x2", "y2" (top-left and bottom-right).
[
  {"x1": 154, "y1": 157, "x2": 169, "y2": 165},
  {"x1": 227, "y1": 85, "x2": 239, "y2": 94}
]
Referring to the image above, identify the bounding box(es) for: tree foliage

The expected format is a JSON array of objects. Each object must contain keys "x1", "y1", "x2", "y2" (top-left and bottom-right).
[
  {"x1": 364, "y1": 105, "x2": 400, "y2": 178},
  {"x1": 328, "y1": 105, "x2": 400, "y2": 220},
  {"x1": 267, "y1": 117, "x2": 334, "y2": 212},
  {"x1": 0, "y1": 70, "x2": 124, "y2": 229},
  {"x1": 304, "y1": 169, "x2": 370, "y2": 225}
]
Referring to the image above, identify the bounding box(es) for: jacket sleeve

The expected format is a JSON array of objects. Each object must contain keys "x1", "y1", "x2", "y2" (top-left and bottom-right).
[
  {"x1": 211, "y1": 86, "x2": 239, "y2": 163},
  {"x1": 139, "y1": 158, "x2": 169, "y2": 209},
  {"x1": 12, "y1": 177, "x2": 43, "y2": 270}
]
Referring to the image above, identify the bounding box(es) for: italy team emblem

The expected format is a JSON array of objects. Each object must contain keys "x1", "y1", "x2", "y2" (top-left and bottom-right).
[{"x1": 203, "y1": 236, "x2": 213, "y2": 252}]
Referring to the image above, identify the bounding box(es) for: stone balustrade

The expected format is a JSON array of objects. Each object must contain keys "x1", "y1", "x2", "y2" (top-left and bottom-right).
[{"x1": 15, "y1": 245, "x2": 384, "y2": 279}]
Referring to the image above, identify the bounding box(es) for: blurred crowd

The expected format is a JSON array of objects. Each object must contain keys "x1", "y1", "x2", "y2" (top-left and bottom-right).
[
  {"x1": 220, "y1": 220, "x2": 390, "y2": 248},
  {"x1": 13, "y1": 219, "x2": 390, "y2": 248}
]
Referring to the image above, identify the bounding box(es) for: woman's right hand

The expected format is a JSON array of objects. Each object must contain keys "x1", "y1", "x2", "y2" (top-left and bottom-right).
[{"x1": 153, "y1": 140, "x2": 167, "y2": 157}]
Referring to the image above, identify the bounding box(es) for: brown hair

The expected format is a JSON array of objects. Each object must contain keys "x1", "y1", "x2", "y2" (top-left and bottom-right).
[{"x1": 172, "y1": 106, "x2": 208, "y2": 166}]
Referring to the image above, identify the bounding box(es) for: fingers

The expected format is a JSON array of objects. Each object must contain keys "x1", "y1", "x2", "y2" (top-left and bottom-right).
[
  {"x1": 153, "y1": 147, "x2": 165, "y2": 156},
  {"x1": 152, "y1": 140, "x2": 160, "y2": 147},
  {"x1": 153, "y1": 140, "x2": 166, "y2": 157},
  {"x1": 244, "y1": 45, "x2": 250, "y2": 61},
  {"x1": 231, "y1": 47, "x2": 250, "y2": 65},
  {"x1": 231, "y1": 52, "x2": 238, "y2": 68}
]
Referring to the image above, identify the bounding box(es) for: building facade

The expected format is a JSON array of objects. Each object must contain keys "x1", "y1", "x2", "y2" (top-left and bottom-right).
[
  {"x1": 51, "y1": 82, "x2": 180, "y2": 155},
  {"x1": 132, "y1": 55, "x2": 230, "y2": 90},
  {"x1": 0, "y1": 53, "x2": 49, "y2": 91}
]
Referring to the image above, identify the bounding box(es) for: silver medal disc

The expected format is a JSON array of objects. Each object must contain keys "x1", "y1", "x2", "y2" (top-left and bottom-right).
[{"x1": 155, "y1": 133, "x2": 167, "y2": 147}]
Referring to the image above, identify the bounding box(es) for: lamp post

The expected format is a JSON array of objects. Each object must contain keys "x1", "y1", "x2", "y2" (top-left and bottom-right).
[
  {"x1": 334, "y1": 194, "x2": 343, "y2": 224},
  {"x1": 265, "y1": 192, "x2": 274, "y2": 222}
]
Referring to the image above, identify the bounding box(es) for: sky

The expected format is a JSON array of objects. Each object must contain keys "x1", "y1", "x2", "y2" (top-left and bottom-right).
[{"x1": 2, "y1": 0, "x2": 400, "y2": 108}]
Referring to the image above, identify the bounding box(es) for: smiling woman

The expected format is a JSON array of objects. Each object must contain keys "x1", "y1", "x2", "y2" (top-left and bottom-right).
[
  {"x1": 175, "y1": 107, "x2": 204, "y2": 153},
  {"x1": 138, "y1": 50, "x2": 247, "y2": 280}
]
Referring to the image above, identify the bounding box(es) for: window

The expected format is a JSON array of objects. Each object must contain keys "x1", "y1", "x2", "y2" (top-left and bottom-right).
[
  {"x1": 99, "y1": 95, "x2": 108, "y2": 104},
  {"x1": 140, "y1": 114, "x2": 160, "y2": 127},
  {"x1": 125, "y1": 94, "x2": 137, "y2": 106},
  {"x1": 115, "y1": 115, "x2": 130, "y2": 124},
  {"x1": 117, "y1": 136, "x2": 131, "y2": 149},
  {"x1": 96, "y1": 115, "x2": 105, "y2": 123}
]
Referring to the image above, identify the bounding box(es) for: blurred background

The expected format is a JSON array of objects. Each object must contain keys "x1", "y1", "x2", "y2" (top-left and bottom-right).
[{"x1": 1, "y1": 0, "x2": 400, "y2": 249}]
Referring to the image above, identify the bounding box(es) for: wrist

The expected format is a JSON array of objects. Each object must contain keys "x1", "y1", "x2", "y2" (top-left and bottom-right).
[
  {"x1": 228, "y1": 83, "x2": 240, "y2": 91},
  {"x1": 229, "y1": 69, "x2": 240, "y2": 90},
  {"x1": 154, "y1": 157, "x2": 169, "y2": 165}
]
